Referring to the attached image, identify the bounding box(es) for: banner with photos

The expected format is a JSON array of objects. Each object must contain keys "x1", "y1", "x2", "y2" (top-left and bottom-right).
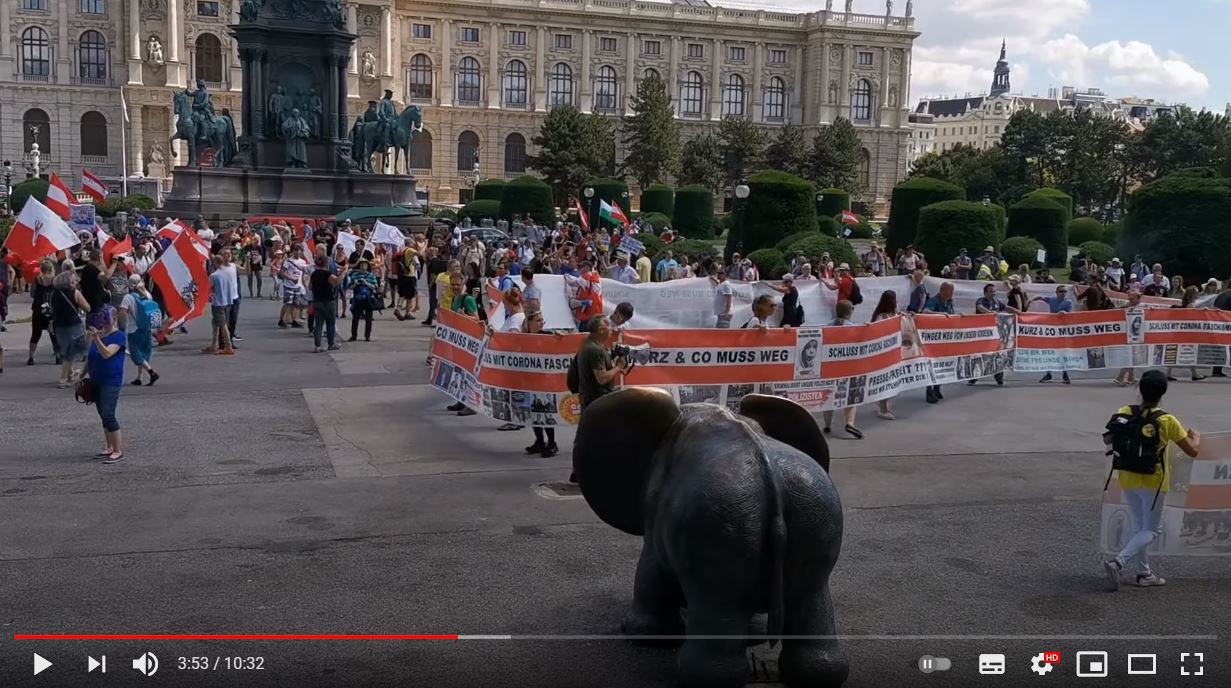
[
  {"x1": 1014, "y1": 309, "x2": 1231, "y2": 372},
  {"x1": 1102, "y1": 433, "x2": 1231, "y2": 557}
]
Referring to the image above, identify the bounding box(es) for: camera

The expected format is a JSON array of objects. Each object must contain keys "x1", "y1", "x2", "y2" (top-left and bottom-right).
[{"x1": 610, "y1": 344, "x2": 632, "y2": 359}]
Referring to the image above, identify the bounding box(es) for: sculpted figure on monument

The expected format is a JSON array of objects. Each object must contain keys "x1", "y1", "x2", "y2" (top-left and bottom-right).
[
  {"x1": 845, "y1": 0, "x2": 853, "y2": 14},
  {"x1": 239, "y1": 0, "x2": 262, "y2": 21},
  {"x1": 306, "y1": 88, "x2": 324, "y2": 139},
  {"x1": 324, "y1": 0, "x2": 345, "y2": 28},
  {"x1": 268, "y1": 84, "x2": 288, "y2": 138},
  {"x1": 148, "y1": 143, "x2": 165, "y2": 167},
  {"x1": 906, "y1": 0, "x2": 913, "y2": 17},
  {"x1": 282, "y1": 108, "x2": 311, "y2": 168},
  {"x1": 188, "y1": 79, "x2": 216, "y2": 140},
  {"x1": 214, "y1": 109, "x2": 238, "y2": 167},
  {"x1": 376, "y1": 89, "x2": 397, "y2": 150},
  {"x1": 146, "y1": 35, "x2": 164, "y2": 65},
  {"x1": 361, "y1": 50, "x2": 377, "y2": 80}
]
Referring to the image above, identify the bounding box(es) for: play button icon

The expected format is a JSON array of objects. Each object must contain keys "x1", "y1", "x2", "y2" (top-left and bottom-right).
[{"x1": 33, "y1": 653, "x2": 53, "y2": 675}]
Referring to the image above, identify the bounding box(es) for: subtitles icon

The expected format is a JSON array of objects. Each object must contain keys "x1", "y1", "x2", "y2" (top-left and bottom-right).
[
  {"x1": 1076, "y1": 651, "x2": 1109, "y2": 678},
  {"x1": 1031, "y1": 652, "x2": 1061, "y2": 675},
  {"x1": 979, "y1": 654, "x2": 1007, "y2": 675},
  {"x1": 1127, "y1": 654, "x2": 1156, "y2": 676}
]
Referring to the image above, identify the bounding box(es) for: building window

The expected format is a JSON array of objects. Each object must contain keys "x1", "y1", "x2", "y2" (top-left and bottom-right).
[
  {"x1": 407, "y1": 54, "x2": 433, "y2": 99},
  {"x1": 78, "y1": 30, "x2": 107, "y2": 83},
  {"x1": 460, "y1": 27, "x2": 479, "y2": 43},
  {"x1": 594, "y1": 65, "x2": 618, "y2": 111},
  {"x1": 860, "y1": 148, "x2": 871, "y2": 188},
  {"x1": 504, "y1": 133, "x2": 526, "y2": 173},
  {"x1": 686, "y1": 43, "x2": 703, "y2": 58},
  {"x1": 994, "y1": 125, "x2": 1001, "y2": 134},
  {"x1": 548, "y1": 62, "x2": 573, "y2": 107},
  {"x1": 197, "y1": 0, "x2": 218, "y2": 17},
  {"x1": 770, "y1": 49, "x2": 786, "y2": 64},
  {"x1": 503, "y1": 59, "x2": 528, "y2": 106},
  {"x1": 764, "y1": 76, "x2": 786, "y2": 121},
  {"x1": 857, "y1": 51, "x2": 873, "y2": 66},
  {"x1": 852, "y1": 78, "x2": 873, "y2": 121},
  {"x1": 21, "y1": 27, "x2": 52, "y2": 78},
  {"x1": 643, "y1": 39, "x2": 660, "y2": 56},
  {"x1": 23, "y1": 108, "x2": 51, "y2": 154},
  {"x1": 728, "y1": 46, "x2": 745, "y2": 61},
  {"x1": 507, "y1": 30, "x2": 526, "y2": 46},
  {"x1": 722, "y1": 74, "x2": 745, "y2": 117},
  {"x1": 457, "y1": 130, "x2": 480, "y2": 171},
  {"x1": 642, "y1": 68, "x2": 660, "y2": 82},
  {"x1": 457, "y1": 56, "x2": 481, "y2": 103},
  {"x1": 599, "y1": 37, "x2": 617, "y2": 53},
  {"x1": 194, "y1": 33, "x2": 223, "y2": 84},
  {"x1": 80, "y1": 111, "x2": 108, "y2": 157},
  {"x1": 409, "y1": 128, "x2": 432, "y2": 169},
  {"x1": 22, "y1": 0, "x2": 48, "y2": 9},
  {"x1": 412, "y1": 23, "x2": 432, "y2": 39},
  {"x1": 80, "y1": 0, "x2": 103, "y2": 13},
  {"x1": 681, "y1": 71, "x2": 703, "y2": 115},
  {"x1": 554, "y1": 34, "x2": 572, "y2": 50}
]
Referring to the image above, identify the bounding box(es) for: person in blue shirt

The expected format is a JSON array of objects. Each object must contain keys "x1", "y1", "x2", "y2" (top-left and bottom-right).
[
  {"x1": 655, "y1": 250, "x2": 678, "y2": 282},
  {"x1": 906, "y1": 269, "x2": 929, "y2": 313},
  {"x1": 921, "y1": 282, "x2": 955, "y2": 403},
  {"x1": 86, "y1": 305, "x2": 128, "y2": 464},
  {"x1": 1030, "y1": 284, "x2": 1074, "y2": 384},
  {"x1": 971, "y1": 283, "x2": 1014, "y2": 387}
]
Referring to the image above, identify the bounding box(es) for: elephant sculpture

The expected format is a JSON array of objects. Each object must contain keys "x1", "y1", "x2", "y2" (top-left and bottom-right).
[{"x1": 573, "y1": 387, "x2": 848, "y2": 688}]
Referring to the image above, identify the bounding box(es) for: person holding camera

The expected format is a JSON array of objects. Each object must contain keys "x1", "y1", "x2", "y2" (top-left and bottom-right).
[{"x1": 567, "y1": 315, "x2": 632, "y2": 483}]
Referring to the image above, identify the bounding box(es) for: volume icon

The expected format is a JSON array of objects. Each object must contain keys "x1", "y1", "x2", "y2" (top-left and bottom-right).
[
  {"x1": 88, "y1": 655, "x2": 107, "y2": 673},
  {"x1": 132, "y1": 652, "x2": 159, "y2": 676}
]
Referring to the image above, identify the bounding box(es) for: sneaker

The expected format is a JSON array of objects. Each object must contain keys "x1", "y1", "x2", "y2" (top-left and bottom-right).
[
  {"x1": 131, "y1": 378, "x2": 143, "y2": 386},
  {"x1": 877, "y1": 411, "x2": 896, "y2": 421},
  {"x1": 542, "y1": 442, "x2": 559, "y2": 458},
  {"x1": 290, "y1": 321, "x2": 304, "y2": 328},
  {"x1": 968, "y1": 379, "x2": 977, "y2": 386},
  {"x1": 314, "y1": 346, "x2": 323, "y2": 353},
  {"x1": 447, "y1": 402, "x2": 464, "y2": 412},
  {"x1": 328, "y1": 343, "x2": 342, "y2": 351},
  {"x1": 1062, "y1": 373, "x2": 1071, "y2": 384},
  {"x1": 102, "y1": 453, "x2": 125, "y2": 464},
  {"x1": 406, "y1": 313, "x2": 417, "y2": 320},
  {"x1": 457, "y1": 408, "x2": 477, "y2": 417},
  {"x1": 934, "y1": 387, "x2": 944, "y2": 400},
  {"x1": 278, "y1": 321, "x2": 289, "y2": 329},
  {"x1": 147, "y1": 371, "x2": 160, "y2": 387},
  {"x1": 1103, "y1": 559, "x2": 1122, "y2": 591},
  {"x1": 232, "y1": 335, "x2": 244, "y2": 342},
  {"x1": 1039, "y1": 373, "x2": 1053, "y2": 383},
  {"x1": 27, "y1": 357, "x2": 34, "y2": 366},
  {"x1": 497, "y1": 423, "x2": 521, "y2": 431},
  {"x1": 1134, "y1": 573, "x2": 1166, "y2": 587},
  {"x1": 1212, "y1": 370, "x2": 1228, "y2": 378},
  {"x1": 844, "y1": 424, "x2": 863, "y2": 440},
  {"x1": 524, "y1": 441, "x2": 546, "y2": 455}
]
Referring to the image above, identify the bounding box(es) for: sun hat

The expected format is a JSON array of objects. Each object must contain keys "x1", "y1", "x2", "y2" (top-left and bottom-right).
[{"x1": 838, "y1": 263, "x2": 851, "y2": 271}]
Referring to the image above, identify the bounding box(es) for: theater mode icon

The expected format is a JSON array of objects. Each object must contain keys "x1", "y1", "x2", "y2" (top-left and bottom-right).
[{"x1": 979, "y1": 654, "x2": 1007, "y2": 675}]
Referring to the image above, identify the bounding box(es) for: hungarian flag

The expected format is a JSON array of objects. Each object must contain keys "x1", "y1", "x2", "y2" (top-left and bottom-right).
[
  {"x1": 6, "y1": 197, "x2": 79, "y2": 259},
  {"x1": 45, "y1": 174, "x2": 74, "y2": 220},
  {"x1": 96, "y1": 224, "x2": 132, "y2": 262},
  {"x1": 840, "y1": 210, "x2": 859, "y2": 225},
  {"x1": 599, "y1": 199, "x2": 629, "y2": 227},
  {"x1": 156, "y1": 219, "x2": 191, "y2": 242},
  {"x1": 147, "y1": 229, "x2": 211, "y2": 325},
  {"x1": 82, "y1": 169, "x2": 108, "y2": 203},
  {"x1": 573, "y1": 198, "x2": 590, "y2": 232}
]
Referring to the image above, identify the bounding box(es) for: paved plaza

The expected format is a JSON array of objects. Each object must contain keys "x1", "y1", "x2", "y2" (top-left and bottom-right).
[{"x1": 1, "y1": 294, "x2": 1227, "y2": 687}]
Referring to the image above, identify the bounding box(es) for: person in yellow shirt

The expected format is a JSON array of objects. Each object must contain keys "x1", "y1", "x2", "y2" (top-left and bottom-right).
[
  {"x1": 635, "y1": 250, "x2": 652, "y2": 285},
  {"x1": 1103, "y1": 370, "x2": 1201, "y2": 590}
]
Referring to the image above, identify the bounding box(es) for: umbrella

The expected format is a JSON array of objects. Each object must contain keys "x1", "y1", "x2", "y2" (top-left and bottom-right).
[{"x1": 333, "y1": 206, "x2": 418, "y2": 223}]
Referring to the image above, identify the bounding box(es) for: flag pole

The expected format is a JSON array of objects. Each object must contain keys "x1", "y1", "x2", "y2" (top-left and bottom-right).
[{"x1": 119, "y1": 85, "x2": 129, "y2": 199}]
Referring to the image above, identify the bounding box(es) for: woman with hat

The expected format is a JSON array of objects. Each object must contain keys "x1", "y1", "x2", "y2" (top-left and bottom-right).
[
  {"x1": 822, "y1": 263, "x2": 856, "y2": 319},
  {"x1": 346, "y1": 257, "x2": 381, "y2": 342}
]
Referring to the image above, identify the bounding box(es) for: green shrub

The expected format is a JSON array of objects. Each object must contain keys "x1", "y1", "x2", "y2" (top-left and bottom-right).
[
  {"x1": 638, "y1": 212, "x2": 671, "y2": 231},
  {"x1": 775, "y1": 230, "x2": 819, "y2": 252},
  {"x1": 500, "y1": 175, "x2": 555, "y2": 223},
  {"x1": 1000, "y1": 236, "x2": 1045, "y2": 269},
  {"x1": 459, "y1": 199, "x2": 501, "y2": 222},
  {"x1": 9, "y1": 178, "x2": 50, "y2": 214},
  {"x1": 784, "y1": 234, "x2": 858, "y2": 270},
  {"x1": 913, "y1": 200, "x2": 1005, "y2": 272},
  {"x1": 816, "y1": 215, "x2": 840, "y2": 237},
  {"x1": 673, "y1": 184, "x2": 715, "y2": 239},
  {"x1": 640, "y1": 184, "x2": 675, "y2": 216},
  {"x1": 431, "y1": 207, "x2": 458, "y2": 222},
  {"x1": 1025, "y1": 188, "x2": 1073, "y2": 224},
  {"x1": 637, "y1": 233, "x2": 664, "y2": 258},
  {"x1": 1103, "y1": 221, "x2": 1120, "y2": 248},
  {"x1": 1121, "y1": 173, "x2": 1231, "y2": 282},
  {"x1": 747, "y1": 248, "x2": 786, "y2": 279},
  {"x1": 473, "y1": 179, "x2": 506, "y2": 201},
  {"x1": 0, "y1": 216, "x2": 13, "y2": 246},
  {"x1": 1079, "y1": 241, "x2": 1115, "y2": 265},
  {"x1": 1008, "y1": 195, "x2": 1068, "y2": 267},
  {"x1": 1067, "y1": 217, "x2": 1103, "y2": 246},
  {"x1": 843, "y1": 214, "x2": 875, "y2": 239},
  {"x1": 818, "y1": 188, "x2": 851, "y2": 217},
  {"x1": 737, "y1": 170, "x2": 816, "y2": 255},
  {"x1": 651, "y1": 238, "x2": 718, "y2": 264},
  {"x1": 886, "y1": 177, "x2": 965, "y2": 254}
]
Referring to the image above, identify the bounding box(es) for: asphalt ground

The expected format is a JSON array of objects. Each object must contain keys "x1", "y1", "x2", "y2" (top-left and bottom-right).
[{"x1": 0, "y1": 291, "x2": 1227, "y2": 688}]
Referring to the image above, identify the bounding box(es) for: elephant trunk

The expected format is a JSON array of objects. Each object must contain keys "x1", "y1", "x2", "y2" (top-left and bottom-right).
[{"x1": 753, "y1": 433, "x2": 787, "y2": 646}]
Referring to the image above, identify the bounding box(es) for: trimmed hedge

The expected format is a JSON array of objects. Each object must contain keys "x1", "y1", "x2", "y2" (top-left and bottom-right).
[
  {"x1": 673, "y1": 184, "x2": 715, "y2": 239},
  {"x1": 1000, "y1": 236, "x2": 1044, "y2": 270},
  {"x1": 93, "y1": 193, "x2": 159, "y2": 218},
  {"x1": 843, "y1": 214, "x2": 875, "y2": 239},
  {"x1": 913, "y1": 200, "x2": 1005, "y2": 272},
  {"x1": 1079, "y1": 241, "x2": 1115, "y2": 265},
  {"x1": 886, "y1": 177, "x2": 965, "y2": 254},
  {"x1": 1067, "y1": 217, "x2": 1104, "y2": 246},
  {"x1": 638, "y1": 212, "x2": 671, "y2": 231},
  {"x1": 1008, "y1": 195, "x2": 1068, "y2": 267},
  {"x1": 783, "y1": 234, "x2": 858, "y2": 271},
  {"x1": 816, "y1": 215, "x2": 840, "y2": 237},
  {"x1": 585, "y1": 177, "x2": 630, "y2": 229},
  {"x1": 637, "y1": 233, "x2": 664, "y2": 259},
  {"x1": 1121, "y1": 173, "x2": 1231, "y2": 282},
  {"x1": 500, "y1": 175, "x2": 555, "y2": 223},
  {"x1": 1025, "y1": 188, "x2": 1073, "y2": 224},
  {"x1": 474, "y1": 179, "x2": 506, "y2": 202},
  {"x1": 775, "y1": 230, "x2": 820, "y2": 252},
  {"x1": 650, "y1": 238, "x2": 718, "y2": 264},
  {"x1": 640, "y1": 184, "x2": 675, "y2": 216},
  {"x1": 747, "y1": 248, "x2": 787, "y2": 279},
  {"x1": 459, "y1": 199, "x2": 501, "y2": 222},
  {"x1": 10, "y1": 178, "x2": 50, "y2": 214},
  {"x1": 818, "y1": 188, "x2": 851, "y2": 217},
  {"x1": 1103, "y1": 222, "x2": 1120, "y2": 248},
  {"x1": 738, "y1": 170, "x2": 816, "y2": 255}
]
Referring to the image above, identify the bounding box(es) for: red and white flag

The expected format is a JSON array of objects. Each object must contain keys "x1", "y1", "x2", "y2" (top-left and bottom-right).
[
  {"x1": 8, "y1": 197, "x2": 79, "y2": 259},
  {"x1": 840, "y1": 210, "x2": 859, "y2": 225},
  {"x1": 147, "y1": 229, "x2": 211, "y2": 324},
  {"x1": 156, "y1": 219, "x2": 191, "y2": 242},
  {"x1": 95, "y1": 224, "x2": 132, "y2": 262},
  {"x1": 45, "y1": 174, "x2": 74, "y2": 220},
  {"x1": 573, "y1": 199, "x2": 590, "y2": 233},
  {"x1": 82, "y1": 169, "x2": 108, "y2": 203}
]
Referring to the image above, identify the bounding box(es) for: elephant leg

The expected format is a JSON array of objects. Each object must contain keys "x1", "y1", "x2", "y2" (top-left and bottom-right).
[
  {"x1": 676, "y1": 591, "x2": 752, "y2": 688},
  {"x1": 621, "y1": 545, "x2": 683, "y2": 643},
  {"x1": 777, "y1": 578, "x2": 848, "y2": 687}
]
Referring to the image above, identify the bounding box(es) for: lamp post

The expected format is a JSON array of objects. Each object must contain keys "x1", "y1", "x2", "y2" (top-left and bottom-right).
[
  {"x1": 583, "y1": 185, "x2": 595, "y2": 230},
  {"x1": 2, "y1": 160, "x2": 12, "y2": 215},
  {"x1": 815, "y1": 192, "x2": 825, "y2": 216},
  {"x1": 1103, "y1": 202, "x2": 1113, "y2": 227},
  {"x1": 732, "y1": 179, "x2": 750, "y2": 258},
  {"x1": 982, "y1": 196, "x2": 990, "y2": 207}
]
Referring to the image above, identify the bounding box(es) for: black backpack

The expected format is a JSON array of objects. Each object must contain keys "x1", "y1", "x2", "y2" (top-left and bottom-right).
[
  {"x1": 848, "y1": 278, "x2": 863, "y2": 305},
  {"x1": 1103, "y1": 405, "x2": 1168, "y2": 504},
  {"x1": 566, "y1": 355, "x2": 580, "y2": 394}
]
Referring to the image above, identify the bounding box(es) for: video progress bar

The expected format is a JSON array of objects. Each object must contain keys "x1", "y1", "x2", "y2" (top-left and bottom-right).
[{"x1": 12, "y1": 640, "x2": 1221, "y2": 644}]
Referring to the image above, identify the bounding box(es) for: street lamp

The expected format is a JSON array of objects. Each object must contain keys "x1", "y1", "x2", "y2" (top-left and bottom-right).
[
  {"x1": 815, "y1": 192, "x2": 825, "y2": 216},
  {"x1": 1103, "y1": 202, "x2": 1113, "y2": 226},
  {"x1": 583, "y1": 186, "x2": 595, "y2": 230},
  {"x1": 2, "y1": 160, "x2": 12, "y2": 215},
  {"x1": 982, "y1": 196, "x2": 990, "y2": 207},
  {"x1": 732, "y1": 180, "x2": 750, "y2": 257}
]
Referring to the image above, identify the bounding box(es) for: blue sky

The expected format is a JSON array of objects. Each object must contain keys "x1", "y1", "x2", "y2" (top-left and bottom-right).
[{"x1": 739, "y1": 0, "x2": 1227, "y2": 110}]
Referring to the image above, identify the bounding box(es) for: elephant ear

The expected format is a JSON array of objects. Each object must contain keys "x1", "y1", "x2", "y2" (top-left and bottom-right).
[
  {"x1": 739, "y1": 394, "x2": 831, "y2": 473},
  {"x1": 573, "y1": 387, "x2": 681, "y2": 536}
]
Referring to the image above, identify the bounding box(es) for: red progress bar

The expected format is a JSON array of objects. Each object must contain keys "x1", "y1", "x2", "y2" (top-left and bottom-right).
[{"x1": 12, "y1": 640, "x2": 462, "y2": 644}]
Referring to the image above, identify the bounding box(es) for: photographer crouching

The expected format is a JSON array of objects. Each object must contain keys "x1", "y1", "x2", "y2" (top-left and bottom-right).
[{"x1": 568, "y1": 315, "x2": 633, "y2": 483}]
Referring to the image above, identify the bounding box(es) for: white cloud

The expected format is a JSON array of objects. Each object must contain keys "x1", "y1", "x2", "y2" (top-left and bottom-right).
[{"x1": 1036, "y1": 35, "x2": 1210, "y2": 99}]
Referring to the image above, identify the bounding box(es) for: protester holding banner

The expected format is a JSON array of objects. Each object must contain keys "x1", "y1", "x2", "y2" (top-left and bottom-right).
[
  {"x1": 769, "y1": 274, "x2": 803, "y2": 327},
  {"x1": 970, "y1": 283, "x2": 1012, "y2": 386},
  {"x1": 1165, "y1": 287, "x2": 1208, "y2": 382},
  {"x1": 871, "y1": 291, "x2": 901, "y2": 420},
  {"x1": 821, "y1": 300, "x2": 863, "y2": 439},
  {"x1": 922, "y1": 282, "x2": 956, "y2": 403},
  {"x1": 566, "y1": 261, "x2": 604, "y2": 331},
  {"x1": 1030, "y1": 285, "x2": 1074, "y2": 384},
  {"x1": 1114, "y1": 291, "x2": 1143, "y2": 387},
  {"x1": 711, "y1": 268, "x2": 735, "y2": 328}
]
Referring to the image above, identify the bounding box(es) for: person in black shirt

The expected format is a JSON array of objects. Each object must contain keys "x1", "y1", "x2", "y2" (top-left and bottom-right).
[
  {"x1": 310, "y1": 256, "x2": 348, "y2": 352},
  {"x1": 423, "y1": 246, "x2": 448, "y2": 326},
  {"x1": 78, "y1": 252, "x2": 109, "y2": 329},
  {"x1": 348, "y1": 238, "x2": 376, "y2": 267}
]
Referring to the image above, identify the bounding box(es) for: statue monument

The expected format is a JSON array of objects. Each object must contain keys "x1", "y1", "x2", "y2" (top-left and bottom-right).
[{"x1": 161, "y1": 0, "x2": 422, "y2": 218}]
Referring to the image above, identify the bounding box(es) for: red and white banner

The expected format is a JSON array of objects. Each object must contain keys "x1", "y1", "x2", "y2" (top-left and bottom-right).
[
  {"x1": 6, "y1": 197, "x2": 79, "y2": 259},
  {"x1": 146, "y1": 229, "x2": 211, "y2": 324},
  {"x1": 82, "y1": 169, "x2": 108, "y2": 203},
  {"x1": 45, "y1": 174, "x2": 74, "y2": 220},
  {"x1": 96, "y1": 224, "x2": 132, "y2": 263},
  {"x1": 157, "y1": 219, "x2": 191, "y2": 242}
]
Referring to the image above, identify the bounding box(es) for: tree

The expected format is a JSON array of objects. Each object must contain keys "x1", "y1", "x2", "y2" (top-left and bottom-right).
[
  {"x1": 1007, "y1": 195, "x2": 1068, "y2": 268},
  {"x1": 620, "y1": 73, "x2": 680, "y2": 189},
  {"x1": 1121, "y1": 173, "x2": 1231, "y2": 282},
  {"x1": 1048, "y1": 109, "x2": 1126, "y2": 214},
  {"x1": 672, "y1": 184, "x2": 715, "y2": 239},
  {"x1": 640, "y1": 184, "x2": 675, "y2": 216},
  {"x1": 909, "y1": 144, "x2": 1022, "y2": 208},
  {"x1": 678, "y1": 131, "x2": 724, "y2": 191},
  {"x1": 1000, "y1": 236, "x2": 1045, "y2": 269},
  {"x1": 527, "y1": 105, "x2": 613, "y2": 205},
  {"x1": 1000, "y1": 109, "x2": 1051, "y2": 189},
  {"x1": 734, "y1": 170, "x2": 816, "y2": 255},
  {"x1": 473, "y1": 179, "x2": 506, "y2": 201},
  {"x1": 913, "y1": 201, "x2": 1005, "y2": 270},
  {"x1": 499, "y1": 176, "x2": 556, "y2": 223},
  {"x1": 763, "y1": 124, "x2": 809, "y2": 178},
  {"x1": 884, "y1": 177, "x2": 965, "y2": 254},
  {"x1": 717, "y1": 115, "x2": 765, "y2": 188},
  {"x1": 1128, "y1": 107, "x2": 1231, "y2": 183},
  {"x1": 807, "y1": 117, "x2": 864, "y2": 194}
]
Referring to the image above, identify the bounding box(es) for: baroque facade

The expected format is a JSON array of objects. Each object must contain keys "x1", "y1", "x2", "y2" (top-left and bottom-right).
[{"x1": 1, "y1": 0, "x2": 918, "y2": 210}]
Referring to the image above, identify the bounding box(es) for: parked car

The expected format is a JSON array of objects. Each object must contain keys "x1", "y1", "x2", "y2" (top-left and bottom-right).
[{"x1": 462, "y1": 227, "x2": 510, "y2": 247}]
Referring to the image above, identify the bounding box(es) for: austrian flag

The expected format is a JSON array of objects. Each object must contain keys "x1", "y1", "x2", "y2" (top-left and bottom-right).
[
  {"x1": 82, "y1": 169, "x2": 108, "y2": 203},
  {"x1": 13, "y1": 197, "x2": 78, "y2": 258},
  {"x1": 45, "y1": 174, "x2": 74, "y2": 220},
  {"x1": 147, "y1": 229, "x2": 211, "y2": 324},
  {"x1": 96, "y1": 224, "x2": 132, "y2": 262}
]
